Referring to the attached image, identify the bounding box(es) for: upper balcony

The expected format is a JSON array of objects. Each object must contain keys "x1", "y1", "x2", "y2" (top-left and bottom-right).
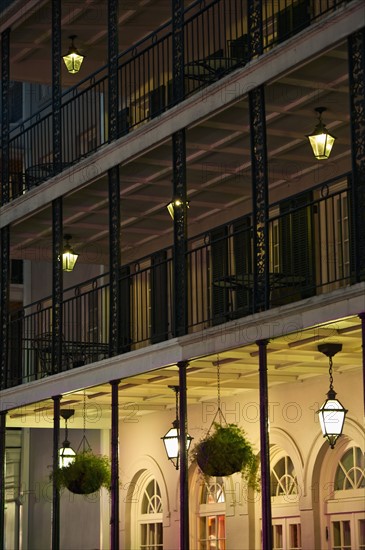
[
  {"x1": 0, "y1": 0, "x2": 356, "y2": 206},
  {"x1": 5, "y1": 169, "x2": 364, "y2": 390}
]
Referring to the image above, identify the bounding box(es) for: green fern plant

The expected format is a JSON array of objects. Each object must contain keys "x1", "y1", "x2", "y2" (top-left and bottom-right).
[
  {"x1": 52, "y1": 451, "x2": 111, "y2": 495},
  {"x1": 191, "y1": 423, "x2": 259, "y2": 489}
]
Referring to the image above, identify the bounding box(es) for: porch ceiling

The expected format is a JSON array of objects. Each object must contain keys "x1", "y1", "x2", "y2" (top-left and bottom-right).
[
  {"x1": 10, "y1": 41, "x2": 351, "y2": 266},
  {"x1": 5, "y1": 315, "x2": 362, "y2": 429}
]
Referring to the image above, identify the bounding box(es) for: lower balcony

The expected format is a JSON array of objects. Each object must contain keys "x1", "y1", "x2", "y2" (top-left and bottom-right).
[{"x1": 5, "y1": 171, "x2": 362, "y2": 389}]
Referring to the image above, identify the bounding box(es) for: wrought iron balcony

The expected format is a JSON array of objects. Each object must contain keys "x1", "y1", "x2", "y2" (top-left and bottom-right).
[
  {"x1": 1, "y1": 0, "x2": 350, "y2": 204},
  {"x1": 5, "y1": 172, "x2": 361, "y2": 389}
]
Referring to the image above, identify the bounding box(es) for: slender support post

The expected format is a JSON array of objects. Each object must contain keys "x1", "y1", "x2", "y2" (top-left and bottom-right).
[
  {"x1": 0, "y1": 411, "x2": 6, "y2": 550},
  {"x1": 247, "y1": 0, "x2": 263, "y2": 59},
  {"x1": 52, "y1": 396, "x2": 61, "y2": 550},
  {"x1": 172, "y1": 130, "x2": 188, "y2": 337},
  {"x1": 108, "y1": 0, "x2": 119, "y2": 141},
  {"x1": 249, "y1": 86, "x2": 269, "y2": 312},
  {"x1": 178, "y1": 360, "x2": 189, "y2": 550},
  {"x1": 349, "y1": 29, "x2": 365, "y2": 281},
  {"x1": 359, "y1": 313, "x2": 365, "y2": 416},
  {"x1": 110, "y1": 379, "x2": 120, "y2": 550},
  {"x1": 1, "y1": 28, "x2": 10, "y2": 205},
  {"x1": 108, "y1": 166, "x2": 121, "y2": 356},
  {"x1": 0, "y1": 227, "x2": 10, "y2": 390},
  {"x1": 52, "y1": 0, "x2": 62, "y2": 174},
  {"x1": 52, "y1": 199, "x2": 63, "y2": 374},
  {"x1": 257, "y1": 339, "x2": 272, "y2": 550}
]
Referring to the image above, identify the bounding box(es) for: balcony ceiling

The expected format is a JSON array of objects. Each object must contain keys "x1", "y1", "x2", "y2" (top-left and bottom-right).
[
  {"x1": 2, "y1": 0, "x2": 187, "y2": 85},
  {"x1": 5, "y1": 315, "x2": 361, "y2": 428},
  {"x1": 10, "y1": 40, "x2": 351, "y2": 266}
]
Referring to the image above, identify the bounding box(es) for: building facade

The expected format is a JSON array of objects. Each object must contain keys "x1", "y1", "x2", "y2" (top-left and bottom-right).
[{"x1": 0, "y1": 0, "x2": 364, "y2": 549}]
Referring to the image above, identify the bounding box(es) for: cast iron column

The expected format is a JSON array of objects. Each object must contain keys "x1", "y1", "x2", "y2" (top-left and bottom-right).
[
  {"x1": 258, "y1": 339, "x2": 272, "y2": 550},
  {"x1": 247, "y1": 0, "x2": 263, "y2": 59},
  {"x1": 249, "y1": 86, "x2": 269, "y2": 312},
  {"x1": 52, "y1": 395, "x2": 61, "y2": 550},
  {"x1": 52, "y1": 0, "x2": 62, "y2": 175},
  {"x1": 360, "y1": 313, "x2": 365, "y2": 416},
  {"x1": 108, "y1": 166, "x2": 121, "y2": 357},
  {"x1": 108, "y1": 0, "x2": 119, "y2": 141},
  {"x1": 110, "y1": 379, "x2": 120, "y2": 549},
  {"x1": 172, "y1": 131, "x2": 188, "y2": 337},
  {"x1": 178, "y1": 360, "x2": 189, "y2": 550},
  {"x1": 0, "y1": 227, "x2": 10, "y2": 390},
  {"x1": 1, "y1": 28, "x2": 10, "y2": 205},
  {"x1": 172, "y1": 0, "x2": 184, "y2": 105},
  {"x1": 0, "y1": 411, "x2": 6, "y2": 550},
  {"x1": 52, "y1": 199, "x2": 63, "y2": 374},
  {"x1": 171, "y1": 0, "x2": 187, "y2": 337},
  {"x1": 349, "y1": 29, "x2": 365, "y2": 281}
]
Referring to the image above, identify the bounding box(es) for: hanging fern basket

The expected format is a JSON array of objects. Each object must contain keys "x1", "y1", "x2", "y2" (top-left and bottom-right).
[
  {"x1": 52, "y1": 451, "x2": 111, "y2": 495},
  {"x1": 192, "y1": 422, "x2": 259, "y2": 487}
]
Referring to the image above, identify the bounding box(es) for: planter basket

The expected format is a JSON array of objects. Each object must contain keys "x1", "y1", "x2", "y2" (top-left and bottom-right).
[{"x1": 52, "y1": 451, "x2": 111, "y2": 495}]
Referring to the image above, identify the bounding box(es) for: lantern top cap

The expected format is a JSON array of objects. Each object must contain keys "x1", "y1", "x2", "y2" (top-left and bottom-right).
[
  {"x1": 60, "y1": 409, "x2": 75, "y2": 421},
  {"x1": 317, "y1": 343, "x2": 342, "y2": 358},
  {"x1": 315, "y1": 106, "x2": 327, "y2": 116}
]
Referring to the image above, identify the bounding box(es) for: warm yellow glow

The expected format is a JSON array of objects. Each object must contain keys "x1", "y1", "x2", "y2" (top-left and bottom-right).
[
  {"x1": 166, "y1": 199, "x2": 189, "y2": 219},
  {"x1": 62, "y1": 249, "x2": 78, "y2": 272},
  {"x1": 307, "y1": 131, "x2": 336, "y2": 160},
  {"x1": 63, "y1": 36, "x2": 84, "y2": 74},
  {"x1": 306, "y1": 108, "x2": 336, "y2": 160}
]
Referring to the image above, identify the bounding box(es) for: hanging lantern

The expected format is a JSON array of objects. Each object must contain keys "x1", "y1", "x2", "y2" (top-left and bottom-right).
[
  {"x1": 62, "y1": 234, "x2": 79, "y2": 272},
  {"x1": 63, "y1": 35, "x2": 84, "y2": 74},
  {"x1": 161, "y1": 386, "x2": 193, "y2": 469},
  {"x1": 59, "y1": 410, "x2": 76, "y2": 468},
  {"x1": 317, "y1": 343, "x2": 347, "y2": 449},
  {"x1": 306, "y1": 107, "x2": 336, "y2": 160},
  {"x1": 166, "y1": 199, "x2": 190, "y2": 220}
]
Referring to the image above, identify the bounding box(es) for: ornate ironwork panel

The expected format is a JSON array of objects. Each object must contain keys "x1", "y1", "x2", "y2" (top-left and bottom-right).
[
  {"x1": 349, "y1": 29, "x2": 365, "y2": 280},
  {"x1": 52, "y1": 0, "x2": 62, "y2": 173},
  {"x1": 249, "y1": 86, "x2": 269, "y2": 311},
  {"x1": 172, "y1": 0, "x2": 184, "y2": 104},
  {"x1": 52, "y1": 199, "x2": 63, "y2": 374},
  {"x1": 173, "y1": 130, "x2": 188, "y2": 336},
  {"x1": 0, "y1": 227, "x2": 9, "y2": 390},
  {"x1": 108, "y1": 166, "x2": 121, "y2": 356},
  {"x1": 1, "y1": 29, "x2": 10, "y2": 205},
  {"x1": 108, "y1": 0, "x2": 119, "y2": 141},
  {"x1": 247, "y1": 0, "x2": 263, "y2": 59}
]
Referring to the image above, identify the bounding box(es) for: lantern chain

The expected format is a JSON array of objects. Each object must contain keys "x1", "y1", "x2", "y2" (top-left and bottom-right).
[
  {"x1": 328, "y1": 356, "x2": 333, "y2": 390},
  {"x1": 217, "y1": 354, "x2": 221, "y2": 411}
]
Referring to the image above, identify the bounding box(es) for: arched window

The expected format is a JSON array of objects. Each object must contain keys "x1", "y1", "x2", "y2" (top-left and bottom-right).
[
  {"x1": 270, "y1": 455, "x2": 298, "y2": 497},
  {"x1": 138, "y1": 478, "x2": 163, "y2": 550},
  {"x1": 198, "y1": 477, "x2": 226, "y2": 549},
  {"x1": 334, "y1": 446, "x2": 365, "y2": 491},
  {"x1": 270, "y1": 454, "x2": 301, "y2": 550},
  {"x1": 322, "y1": 445, "x2": 365, "y2": 550}
]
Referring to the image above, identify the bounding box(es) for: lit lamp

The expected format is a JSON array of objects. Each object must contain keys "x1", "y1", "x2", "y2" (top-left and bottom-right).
[
  {"x1": 59, "y1": 409, "x2": 76, "y2": 468},
  {"x1": 167, "y1": 199, "x2": 190, "y2": 220},
  {"x1": 317, "y1": 343, "x2": 347, "y2": 449},
  {"x1": 306, "y1": 107, "x2": 336, "y2": 160},
  {"x1": 162, "y1": 386, "x2": 193, "y2": 469},
  {"x1": 63, "y1": 35, "x2": 84, "y2": 74},
  {"x1": 62, "y1": 234, "x2": 78, "y2": 272}
]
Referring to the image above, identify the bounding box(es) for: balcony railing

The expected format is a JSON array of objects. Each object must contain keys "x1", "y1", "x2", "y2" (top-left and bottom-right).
[
  {"x1": 3, "y1": 0, "x2": 349, "y2": 203},
  {"x1": 5, "y1": 172, "x2": 360, "y2": 389}
]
